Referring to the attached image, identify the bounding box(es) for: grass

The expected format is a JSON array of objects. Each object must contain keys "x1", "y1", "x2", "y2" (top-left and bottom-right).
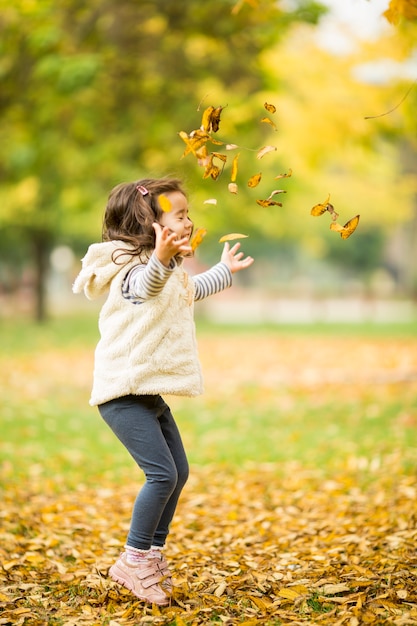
[
  {"x1": 1, "y1": 313, "x2": 416, "y2": 490},
  {"x1": 1, "y1": 313, "x2": 416, "y2": 625}
]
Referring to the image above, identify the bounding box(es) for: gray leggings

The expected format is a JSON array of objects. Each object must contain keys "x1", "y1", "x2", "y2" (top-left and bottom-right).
[{"x1": 98, "y1": 394, "x2": 189, "y2": 550}]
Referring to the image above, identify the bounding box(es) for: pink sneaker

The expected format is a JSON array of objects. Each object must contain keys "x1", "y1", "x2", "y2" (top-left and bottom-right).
[
  {"x1": 149, "y1": 550, "x2": 173, "y2": 593},
  {"x1": 109, "y1": 553, "x2": 169, "y2": 606}
]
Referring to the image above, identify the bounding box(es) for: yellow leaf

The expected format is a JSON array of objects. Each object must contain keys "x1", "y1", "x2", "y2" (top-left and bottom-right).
[
  {"x1": 256, "y1": 198, "x2": 282, "y2": 207},
  {"x1": 275, "y1": 168, "x2": 292, "y2": 179},
  {"x1": 256, "y1": 145, "x2": 277, "y2": 159},
  {"x1": 311, "y1": 194, "x2": 331, "y2": 216},
  {"x1": 248, "y1": 173, "x2": 262, "y2": 188},
  {"x1": 231, "y1": 153, "x2": 240, "y2": 182},
  {"x1": 219, "y1": 233, "x2": 248, "y2": 243},
  {"x1": 330, "y1": 215, "x2": 360, "y2": 239},
  {"x1": 203, "y1": 198, "x2": 217, "y2": 205},
  {"x1": 200, "y1": 105, "x2": 215, "y2": 132},
  {"x1": 228, "y1": 182, "x2": 238, "y2": 194},
  {"x1": 200, "y1": 105, "x2": 225, "y2": 133},
  {"x1": 158, "y1": 194, "x2": 172, "y2": 213},
  {"x1": 278, "y1": 587, "x2": 302, "y2": 600},
  {"x1": 260, "y1": 117, "x2": 277, "y2": 131},
  {"x1": 190, "y1": 227, "x2": 207, "y2": 251},
  {"x1": 319, "y1": 583, "x2": 350, "y2": 594},
  {"x1": 264, "y1": 102, "x2": 277, "y2": 114}
]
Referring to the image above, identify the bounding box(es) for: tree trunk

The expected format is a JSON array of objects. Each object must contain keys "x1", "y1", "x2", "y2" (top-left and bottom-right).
[{"x1": 32, "y1": 230, "x2": 51, "y2": 323}]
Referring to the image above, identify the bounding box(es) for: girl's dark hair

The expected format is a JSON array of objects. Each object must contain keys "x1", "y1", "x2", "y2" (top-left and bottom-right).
[{"x1": 102, "y1": 177, "x2": 187, "y2": 262}]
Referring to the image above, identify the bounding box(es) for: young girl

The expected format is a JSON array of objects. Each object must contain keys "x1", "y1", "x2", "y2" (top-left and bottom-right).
[{"x1": 73, "y1": 177, "x2": 254, "y2": 606}]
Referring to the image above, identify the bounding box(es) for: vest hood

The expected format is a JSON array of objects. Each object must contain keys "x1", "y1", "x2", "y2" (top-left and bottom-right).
[{"x1": 73, "y1": 241, "x2": 146, "y2": 300}]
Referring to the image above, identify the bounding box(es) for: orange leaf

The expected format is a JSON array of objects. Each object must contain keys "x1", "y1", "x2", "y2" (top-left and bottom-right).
[
  {"x1": 190, "y1": 227, "x2": 207, "y2": 251},
  {"x1": 158, "y1": 194, "x2": 172, "y2": 213}
]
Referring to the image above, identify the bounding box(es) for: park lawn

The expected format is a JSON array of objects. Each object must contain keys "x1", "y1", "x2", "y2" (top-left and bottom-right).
[{"x1": 0, "y1": 315, "x2": 416, "y2": 624}]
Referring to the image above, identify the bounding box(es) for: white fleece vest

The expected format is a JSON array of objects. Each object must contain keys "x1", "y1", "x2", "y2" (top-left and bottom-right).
[{"x1": 73, "y1": 241, "x2": 203, "y2": 405}]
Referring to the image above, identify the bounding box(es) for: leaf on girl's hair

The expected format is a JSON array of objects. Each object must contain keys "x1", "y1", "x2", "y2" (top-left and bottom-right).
[
  {"x1": 275, "y1": 168, "x2": 292, "y2": 179},
  {"x1": 264, "y1": 102, "x2": 277, "y2": 114},
  {"x1": 310, "y1": 194, "x2": 332, "y2": 216},
  {"x1": 257, "y1": 145, "x2": 277, "y2": 159},
  {"x1": 158, "y1": 194, "x2": 172, "y2": 213},
  {"x1": 231, "y1": 154, "x2": 240, "y2": 182},
  {"x1": 248, "y1": 173, "x2": 262, "y2": 188},
  {"x1": 219, "y1": 233, "x2": 248, "y2": 243},
  {"x1": 260, "y1": 117, "x2": 277, "y2": 131},
  {"x1": 204, "y1": 198, "x2": 217, "y2": 205},
  {"x1": 228, "y1": 182, "x2": 238, "y2": 194},
  {"x1": 330, "y1": 215, "x2": 360, "y2": 239},
  {"x1": 190, "y1": 227, "x2": 207, "y2": 251}
]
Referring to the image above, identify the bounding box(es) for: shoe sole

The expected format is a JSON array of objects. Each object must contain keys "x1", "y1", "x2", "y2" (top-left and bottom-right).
[{"x1": 109, "y1": 565, "x2": 169, "y2": 606}]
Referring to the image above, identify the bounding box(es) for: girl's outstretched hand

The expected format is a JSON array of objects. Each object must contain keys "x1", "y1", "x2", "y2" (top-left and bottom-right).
[
  {"x1": 153, "y1": 222, "x2": 192, "y2": 267},
  {"x1": 220, "y1": 242, "x2": 254, "y2": 274}
]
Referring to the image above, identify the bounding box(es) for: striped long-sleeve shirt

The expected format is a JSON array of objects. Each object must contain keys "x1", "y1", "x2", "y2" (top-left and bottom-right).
[{"x1": 122, "y1": 251, "x2": 232, "y2": 304}]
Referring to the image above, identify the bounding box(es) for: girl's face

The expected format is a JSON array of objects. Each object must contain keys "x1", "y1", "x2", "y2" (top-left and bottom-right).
[{"x1": 159, "y1": 191, "x2": 193, "y2": 240}]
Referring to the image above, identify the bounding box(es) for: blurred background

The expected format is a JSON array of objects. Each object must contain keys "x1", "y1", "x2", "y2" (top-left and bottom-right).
[{"x1": 0, "y1": 0, "x2": 416, "y2": 324}]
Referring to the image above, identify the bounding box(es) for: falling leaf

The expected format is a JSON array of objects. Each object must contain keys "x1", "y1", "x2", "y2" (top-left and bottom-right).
[
  {"x1": 256, "y1": 189, "x2": 286, "y2": 207},
  {"x1": 203, "y1": 153, "x2": 227, "y2": 180},
  {"x1": 219, "y1": 233, "x2": 248, "y2": 243},
  {"x1": 330, "y1": 215, "x2": 360, "y2": 239},
  {"x1": 256, "y1": 199, "x2": 282, "y2": 207},
  {"x1": 267, "y1": 189, "x2": 286, "y2": 198},
  {"x1": 200, "y1": 106, "x2": 215, "y2": 132},
  {"x1": 200, "y1": 105, "x2": 225, "y2": 133},
  {"x1": 231, "y1": 154, "x2": 240, "y2": 182},
  {"x1": 190, "y1": 227, "x2": 207, "y2": 251},
  {"x1": 248, "y1": 173, "x2": 262, "y2": 188},
  {"x1": 260, "y1": 117, "x2": 277, "y2": 131},
  {"x1": 157, "y1": 194, "x2": 172, "y2": 213},
  {"x1": 275, "y1": 168, "x2": 292, "y2": 179},
  {"x1": 210, "y1": 106, "x2": 225, "y2": 133},
  {"x1": 228, "y1": 182, "x2": 238, "y2": 194},
  {"x1": 203, "y1": 199, "x2": 217, "y2": 205},
  {"x1": 256, "y1": 145, "x2": 277, "y2": 159},
  {"x1": 179, "y1": 129, "x2": 210, "y2": 158},
  {"x1": 264, "y1": 102, "x2": 277, "y2": 114},
  {"x1": 311, "y1": 194, "x2": 331, "y2": 217}
]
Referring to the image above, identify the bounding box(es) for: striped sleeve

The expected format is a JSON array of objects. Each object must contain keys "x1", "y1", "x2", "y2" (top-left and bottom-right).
[
  {"x1": 193, "y1": 263, "x2": 232, "y2": 301},
  {"x1": 122, "y1": 252, "x2": 176, "y2": 304}
]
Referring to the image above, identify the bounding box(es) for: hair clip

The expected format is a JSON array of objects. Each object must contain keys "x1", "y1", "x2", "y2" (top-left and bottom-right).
[{"x1": 136, "y1": 185, "x2": 149, "y2": 196}]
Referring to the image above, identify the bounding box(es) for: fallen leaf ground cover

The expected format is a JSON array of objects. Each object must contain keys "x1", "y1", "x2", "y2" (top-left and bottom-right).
[{"x1": 1, "y1": 318, "x2": 416, "y2": 625}]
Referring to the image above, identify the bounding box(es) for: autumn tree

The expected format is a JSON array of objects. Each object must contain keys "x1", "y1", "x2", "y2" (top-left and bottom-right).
[{"x1": 0, "y1": 0, "x2": 325, "y2": 321}]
